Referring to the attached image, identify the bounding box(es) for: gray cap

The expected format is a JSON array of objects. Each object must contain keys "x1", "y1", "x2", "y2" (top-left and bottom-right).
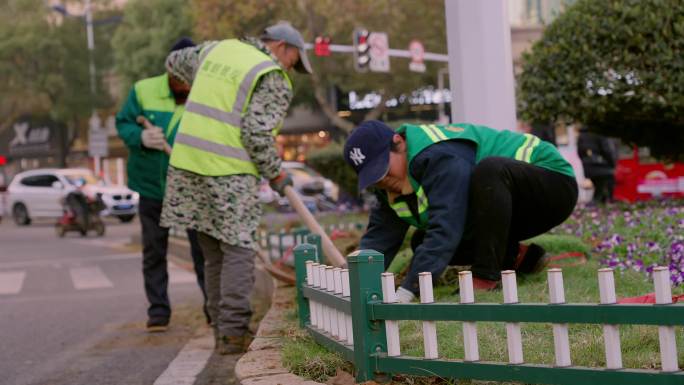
[{"x1": 261, "y1": 21, "x2": 313, "y2": 74}]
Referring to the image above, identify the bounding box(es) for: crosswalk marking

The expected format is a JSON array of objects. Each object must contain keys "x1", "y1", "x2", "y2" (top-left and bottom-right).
[
  {"x1": 1, "y1": 262, "x2": 196, "y2": 296},
  {"x1": 153, "y1": 331, "x2": 214, "y2": 385},
  {"x1": 0, "y1": 271, "x2": 26, "y2": 295},
  {"x1": 70, "y1": 266, "x2": 114, "y2": 290},
  {"x1": 168, "y1": 262, "x2": 197, "y2": 284}
]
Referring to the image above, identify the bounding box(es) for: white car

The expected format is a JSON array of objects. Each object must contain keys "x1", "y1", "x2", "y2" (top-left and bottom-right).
[
  {"x1": 7, "y1": 168, "x2": 139, "y2": 225},
  {"x1": 258, "y1": 162, "x2": 339, "y2": 205},
  {"x1": 283, "y1": 161, "x2": 339, "y2": 201}
]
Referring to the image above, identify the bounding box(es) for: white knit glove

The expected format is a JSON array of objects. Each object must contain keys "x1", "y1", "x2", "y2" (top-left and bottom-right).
[
  {"x1": 141, "y1": 126, "x2": 166, "y2": 151},
  {"x1": 396, "y1": 287, "x2": 416, "y2": 303}
]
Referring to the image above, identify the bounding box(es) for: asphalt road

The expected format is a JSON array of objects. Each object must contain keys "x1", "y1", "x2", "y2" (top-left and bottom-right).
[{"x1": 0, "y1": 216, "x2": 223, "y2": 385}]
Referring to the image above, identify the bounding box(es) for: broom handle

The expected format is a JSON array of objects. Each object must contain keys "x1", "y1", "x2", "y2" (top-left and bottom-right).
[{"x1": 283, "y1": 185, "x2": 346, "y2": 267}]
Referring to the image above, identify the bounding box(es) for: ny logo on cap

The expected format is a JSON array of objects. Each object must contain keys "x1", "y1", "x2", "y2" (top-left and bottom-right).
[{"x1": 349, "y1": 147, "x2": 366, "y2": 166}]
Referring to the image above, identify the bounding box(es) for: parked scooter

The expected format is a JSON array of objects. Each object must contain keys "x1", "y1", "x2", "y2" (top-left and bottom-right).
[{"x1": 55, "y1": 190, "x2": 106, "y2": 237}]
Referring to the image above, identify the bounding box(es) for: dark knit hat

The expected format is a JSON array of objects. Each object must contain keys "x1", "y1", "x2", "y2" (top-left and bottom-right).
[{"x1": 170, "y1": 37, "x2": 195, "y2": 53}]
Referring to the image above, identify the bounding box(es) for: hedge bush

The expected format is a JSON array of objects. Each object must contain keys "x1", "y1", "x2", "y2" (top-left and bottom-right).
[
  {"x1": 306, "y1": 141, "x2": 359, "y2": 198},
  {"x1": 518, "y1": 0, "x2": 684, "y2": 161}
]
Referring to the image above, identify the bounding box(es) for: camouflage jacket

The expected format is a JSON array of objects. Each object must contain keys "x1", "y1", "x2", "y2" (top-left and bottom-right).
[{"x1": 160, "y1": 37, "x2": 292, "y2": 250}]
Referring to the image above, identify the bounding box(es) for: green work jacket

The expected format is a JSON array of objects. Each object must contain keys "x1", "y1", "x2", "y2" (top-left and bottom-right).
[
  {"x1": 389, "y1": 123, "x2": 575, "y2": 229},
  {"x1": 116, "y1": 73, "x2": 184, "y2": 200}
]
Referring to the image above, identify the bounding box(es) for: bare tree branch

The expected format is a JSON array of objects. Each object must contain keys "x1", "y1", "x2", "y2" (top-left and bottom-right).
[{"x1": 311, "y1": 71, "x2": 355, "y2": 132}]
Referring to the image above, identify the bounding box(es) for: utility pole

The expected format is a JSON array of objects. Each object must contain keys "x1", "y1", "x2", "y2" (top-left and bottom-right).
[
  {"x1": 48, "y1": 1, "x2": 104, "y2": 174},
  {"x1": 83, "y1": 0, "x2": 101, "y2": 176},
  {"x1": 85, "y1": 0, "x2": 96, "y2": 96}
]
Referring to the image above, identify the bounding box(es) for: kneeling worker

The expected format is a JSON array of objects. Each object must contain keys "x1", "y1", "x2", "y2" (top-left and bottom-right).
[{"x1": 344, "y1": 121, "x2": 577, "y2": 301}]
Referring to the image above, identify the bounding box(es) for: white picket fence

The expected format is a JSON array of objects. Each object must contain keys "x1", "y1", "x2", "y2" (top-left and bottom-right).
[{"x1": 299, "y1": 255, "x2": 683, "y2": 383}]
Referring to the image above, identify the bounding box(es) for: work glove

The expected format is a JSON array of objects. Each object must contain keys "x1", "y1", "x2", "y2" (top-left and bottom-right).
[
  {"x1": 141, "y1": 126, "x2": 166, "y2": 151},
  {"x1": 269, "y1": 170, "x2": 293, "y2": 196},
  {"x1": 396, "y1": 286, "x2": 416, "y2": 303}
]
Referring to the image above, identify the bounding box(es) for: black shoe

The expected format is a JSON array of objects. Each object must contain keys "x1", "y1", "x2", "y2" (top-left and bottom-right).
[
  {"x1": 146, "y1": 316, "x2": 169, "y2": 333},
  {"x1": 203, "y1": 304, "x2": 212, "y2": 325},
  {"x1": 516, "y1": 243, "x2": 549, "y2": 274}
]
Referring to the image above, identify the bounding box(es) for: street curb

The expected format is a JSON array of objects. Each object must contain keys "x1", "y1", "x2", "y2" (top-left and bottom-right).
[{"x1": 235, "y1": 256, "x2": 324, "y2": 385}]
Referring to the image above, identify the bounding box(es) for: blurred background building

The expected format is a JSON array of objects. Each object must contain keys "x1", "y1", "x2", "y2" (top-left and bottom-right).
[{"x1": 2, "y1": 0, "x2": 577, "y2": 185}]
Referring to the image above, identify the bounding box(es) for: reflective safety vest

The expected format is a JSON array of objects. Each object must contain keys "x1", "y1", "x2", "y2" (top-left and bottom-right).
[
  {"x1": 388, "y1": 123, "x2": 575, "y2": 229},
  {"x1": 170, "y1": 39, "x2": 292, "y2": 176}
]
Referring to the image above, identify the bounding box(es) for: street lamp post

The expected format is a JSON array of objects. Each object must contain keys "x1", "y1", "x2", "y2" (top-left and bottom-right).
[
  {"x1": 84, "y1": 0, "x2": 96, "y2": 96},
  {"x1": 83, "y1": 0, "x2": 102, "y2": 176},
  {"x1": 50, "y1": 0, "x2": 101, "y2": 175}
]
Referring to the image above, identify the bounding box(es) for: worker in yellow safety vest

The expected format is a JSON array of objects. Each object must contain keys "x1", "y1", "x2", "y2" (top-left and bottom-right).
[{"x1": 160, "y1": 22, "x2": 312, "y2": 354}]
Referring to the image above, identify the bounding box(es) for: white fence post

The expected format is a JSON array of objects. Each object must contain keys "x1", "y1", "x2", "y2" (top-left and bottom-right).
[
  {"x1": 459, "y1": 271, "x2": 479, "y2": 362},
  {"x1": 333, "y1": 268, "x2": 346, "y2": 341},
  {"x1": 326, "y1": 266, "x2": 338, "y2": 338},
  {"x1": 319, "y1": 265, "x2": 329, "y2": 333},
  {"x1": 653, "y1": 267, "x2": 679, "y2": 372},
  {"x1": 341, "y1": 269, "x2": 354, "y2": 346},
  {"x1": 381, "y1": 272, "x2": 401, "y2": 357},
  {"x1": 311, "y1": 262, "x2": 321, "y2": 328},
  {"x1": 547, "y1": 269, "x2": 571, "y2": 367},
  {"x1": 458, "y1": 271, "x2": 480, "y2": 361},
  {"x1": 502, "y1": 270, "x2": 524, "y2": 364},
  {"x1": 419, "y1": 272, "x2": 439, "y2": 359},
  {"x1": 598, "y1": 268, "x2": 623, "y2": 369},
  {"x1": 306, "y1": 261, "x2": 318, "y2": 328},
  {"x1": 259, "y1": 230, "x2": 267, "y2": 248}
]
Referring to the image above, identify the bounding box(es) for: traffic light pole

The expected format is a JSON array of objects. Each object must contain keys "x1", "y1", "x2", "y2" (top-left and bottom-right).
[{"x1": 304, "y1": 43, "x2": 448, "y2": 62}]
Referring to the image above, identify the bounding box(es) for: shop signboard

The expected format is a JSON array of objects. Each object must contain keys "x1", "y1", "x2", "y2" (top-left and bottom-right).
[{"x1": 0, "y1": 117, "x2": 62, "y2": 159}]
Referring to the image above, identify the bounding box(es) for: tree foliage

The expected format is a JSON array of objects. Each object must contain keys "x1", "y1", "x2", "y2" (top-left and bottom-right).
[
  {"x1": 306, "y1": 142, "x2": 358, "y2": 196},
  {"x1": 191, "y1": 0, "x2": 447, "y2": 133},
  {"x1": 111, "y1": 0, "x2": 193, "y2": 93},
  {"x1": 518, "y1": 0, "x2": 684, "y2": 160},
  {"x1": 0, "y1": 0, "x2": 114, "y2": 134}
]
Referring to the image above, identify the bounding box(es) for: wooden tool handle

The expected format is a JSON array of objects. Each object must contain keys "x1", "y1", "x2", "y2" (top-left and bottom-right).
[
  {"x1": 136, "y1": 116, "x2": 172, "y2": 155},
  {"x1": 283, "y1": 185, "x2": 346, "y2": 267}
]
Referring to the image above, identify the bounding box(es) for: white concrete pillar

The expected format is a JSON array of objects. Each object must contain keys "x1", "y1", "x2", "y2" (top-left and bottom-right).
[{"x1": 445, "y1": 0, "x2": 517, "y2": 131}]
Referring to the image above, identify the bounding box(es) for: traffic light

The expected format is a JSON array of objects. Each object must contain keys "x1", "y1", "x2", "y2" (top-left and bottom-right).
[
  {"x1": 314, "y1": 36, "x2": 331, "y2": 56},
  {"x1": 353, "y1": 28, "x2": 370, "y2": 72}
]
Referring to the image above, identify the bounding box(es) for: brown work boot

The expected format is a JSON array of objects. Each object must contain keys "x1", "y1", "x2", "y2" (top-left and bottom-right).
[
  {"x1": 216, "y1": 333, "x2": 254, "y2": 355},
  {"x1": 217, "y1": 336, "x2": 245, "y2": 355}
]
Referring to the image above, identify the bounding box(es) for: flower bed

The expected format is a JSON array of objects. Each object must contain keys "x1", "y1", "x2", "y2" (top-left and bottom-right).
[{"x1": 554, "y1": 199, "x2": 684, "y2": 286}]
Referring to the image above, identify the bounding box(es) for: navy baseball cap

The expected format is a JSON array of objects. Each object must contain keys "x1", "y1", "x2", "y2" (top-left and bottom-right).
[{"x1": 344, "y1": 120, "x2": 396, "y2": 191}]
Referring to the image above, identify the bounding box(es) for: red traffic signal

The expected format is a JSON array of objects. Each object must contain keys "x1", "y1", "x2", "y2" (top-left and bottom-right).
[
  {"x1": 0, "y1": 155, "x2": 5, "y2": 166},
  {"x1": 314, "y1": 36, "x2": 331, "y2": 56},
  {"x1": 353, "y1": 28, "x2": 371, "y2": 72}
]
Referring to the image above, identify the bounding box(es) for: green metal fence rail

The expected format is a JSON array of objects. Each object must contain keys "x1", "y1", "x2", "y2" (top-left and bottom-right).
[
  {"x1": 293, "y1": 240, "x2": 684, "y2": 384},
  {"x1": 256, "y1": 222, "x2": 364, "y2": 264}
]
